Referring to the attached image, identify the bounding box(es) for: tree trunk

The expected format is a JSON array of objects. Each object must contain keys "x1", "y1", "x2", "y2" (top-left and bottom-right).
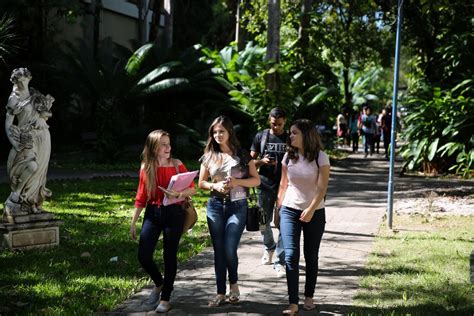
[
  {"x1": 136, "y1": 0, "x2": 148, "y2": 46},
  {"x1": 83, "y1": 0, "x2": 95, "y2": 56},
  {"x1": 148, "y1": 0, "x2": 163, "y2": 43},
  {"x1": 93, "y1": 0, "x2": 102, "y2": 56},
  {"x1": 266, "y1": 0, "x2": 281, "y2": 91},
  {"x1": 342, "y1": 67, "x2": 352, "y2": 108},
  {"x1": 82, "y1": 1, "x2": 101, "y2": 55},
  {"x1": 298, "y1": 0, "x2": 312, "y2": 60},
  {"x1": 235, "y1": 0, "x2": 247, "y2": 51},
  {"x1": 163, "y1": 0, "x2": 173, "y2": 48}
]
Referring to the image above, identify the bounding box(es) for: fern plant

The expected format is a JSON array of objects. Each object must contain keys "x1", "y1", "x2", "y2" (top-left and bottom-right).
[{"x1": 400, "y1": 80, "x2": 473, "y2": 178}]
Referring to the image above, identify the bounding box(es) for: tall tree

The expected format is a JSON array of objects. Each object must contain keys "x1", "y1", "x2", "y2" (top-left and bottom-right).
[
  {"x1": 315, "y1": 0, "x2": 387, "y2": 108},
  {"x1": 235, "y1": 0, "x2": 248, "y2": 51},
  {"x1": 298, "y1": 0, "x2": 313, "y2": 59},
  {"x1": 136, "y1": 0, "x2": 150, "y2": 45},
  {"x1": 395, "y1": 0, "x2": 472, "y2": 90},
  {"x1": 83, "y1": 0, "x2": 101, "y2": 57},
  {"x1": 163, "y1": 0, "x2": 173, "y2": 48},
  {"x1": 266, "y1": 0, "x2": 280, "y2": 91}
]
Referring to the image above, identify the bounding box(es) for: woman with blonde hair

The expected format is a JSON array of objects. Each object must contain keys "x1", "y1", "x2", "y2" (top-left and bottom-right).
[
  {"x1": 198, "y1": 115, "x2": 260, "y2": 307},
  {"x1": 130, "y1": 129, "x2": 196, "y2": 313}
]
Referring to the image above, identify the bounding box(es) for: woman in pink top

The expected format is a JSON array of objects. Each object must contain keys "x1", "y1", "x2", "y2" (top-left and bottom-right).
[{"x1": 276, "y1": 119, "x2": 330, "y2": 315}]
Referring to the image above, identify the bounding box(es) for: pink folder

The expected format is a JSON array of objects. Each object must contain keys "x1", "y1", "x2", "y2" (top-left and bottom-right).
[{"x1": 162, "y1": 170, "x2": 199, "y2": 206}]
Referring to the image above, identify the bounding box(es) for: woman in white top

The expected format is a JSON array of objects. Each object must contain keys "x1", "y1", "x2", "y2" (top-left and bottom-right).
[
  {"x1": 276, "y1": 119, "x2": 330, "y2": 315},
  {"x1": 198, "y1": 116, "x2": 260, "y2": 307}
]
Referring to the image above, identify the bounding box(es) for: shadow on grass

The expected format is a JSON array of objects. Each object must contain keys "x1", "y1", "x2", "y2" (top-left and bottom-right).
[
  {"x1": 349, "y1": 300, "x2": 474, "y2": 315},
  {"x1": 0, "y1": 177, "x2": 211, "y2": 314}
]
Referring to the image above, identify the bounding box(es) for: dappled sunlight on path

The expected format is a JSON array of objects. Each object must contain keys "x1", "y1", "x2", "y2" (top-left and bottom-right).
[{"x1": 111, "y1": 151, "x2": 391, "y2": 315}]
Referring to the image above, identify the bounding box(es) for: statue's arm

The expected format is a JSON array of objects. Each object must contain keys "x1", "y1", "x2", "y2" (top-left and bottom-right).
[
  {"x1": 5, "y1": 111, "x2": 20, "y2": 151},
  {"x1": 5, "y1": 93, "x2": 22, "y2": 151}
]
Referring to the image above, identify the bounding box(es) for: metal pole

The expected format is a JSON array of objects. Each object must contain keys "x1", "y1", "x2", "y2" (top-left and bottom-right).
[{"x1": 387, "y1": 0, "x2": 403, "y2": 229}]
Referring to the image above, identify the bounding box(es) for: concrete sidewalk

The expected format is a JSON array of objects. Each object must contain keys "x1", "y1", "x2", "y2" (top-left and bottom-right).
[{"x1": 112, "y1": 151, "x2": 391, "y2": 315}]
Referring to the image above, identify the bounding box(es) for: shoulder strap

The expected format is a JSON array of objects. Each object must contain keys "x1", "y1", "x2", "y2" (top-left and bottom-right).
[
  {"x1": 316, "y1": 150, "x2": 320, "y2": 169},
  {"x1": 172, "y1": 159, "x2": 180, "y2": 174},
  {"x1": 260, "y1": 129, "x2": 270, "y2": 157}
]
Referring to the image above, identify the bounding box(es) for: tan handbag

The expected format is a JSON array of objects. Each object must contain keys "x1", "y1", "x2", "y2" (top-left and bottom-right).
[
  {"x1": 182, "y1": 197, "x2": 197, "y2": 233},
  {"x1": 172, "y1": 159, "x2": 198, "y2": 233}
]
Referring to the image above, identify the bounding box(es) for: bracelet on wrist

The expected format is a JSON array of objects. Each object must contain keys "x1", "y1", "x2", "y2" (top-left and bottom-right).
[{"x1": 210, "y1": 183, "x2": 214, "y2": 192}]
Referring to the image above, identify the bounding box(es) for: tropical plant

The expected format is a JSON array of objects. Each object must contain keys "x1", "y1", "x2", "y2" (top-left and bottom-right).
[
  {"x1": 237, "y1": 0, "x2": 390, "y2": 127},
  {"x1": 400, "y1": 80, "x2": 473, "y2": 178},
  {"x1": 52, "y1": 39, "x2": 189, "y2": 161},
  {"x1": 314, "y1": 0, "x2": 390, "y2": 108},
  {"x1": 201, "y1": 42, "x2": 281, "y2": 129},
  {"x1": 336, "y1": 65, "x2": 393, "y2": 109},
  {"x1": 201, "y1": 40, "x2": 342, "y2": 134},
  {"x1": 0, "y1": 14, "x2": 18, "y2": 64},
  {"x1": 150, "y1": 44, "x2": 235, "y2": 158}
]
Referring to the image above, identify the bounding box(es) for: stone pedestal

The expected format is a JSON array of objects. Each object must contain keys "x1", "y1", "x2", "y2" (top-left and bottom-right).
[{"x1": 0, "y1": 212, "x2": 62, "y2": 250}]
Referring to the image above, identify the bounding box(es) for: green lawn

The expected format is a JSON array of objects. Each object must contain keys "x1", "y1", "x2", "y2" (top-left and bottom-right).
[
  {"x1": 49, "y1": 152, "x2": 202, "y2": 172},
  {"x1": 351, "y1": 214, "x2": 474, "y2": 315},
  {"x1": 0, "y1": 178, "x2": 210, "y2": 314}
]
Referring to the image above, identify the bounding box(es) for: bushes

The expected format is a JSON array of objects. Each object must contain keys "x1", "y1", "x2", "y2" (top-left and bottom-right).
[{"x1": 400, "y1": 80, "x2": 473, "y2": 178}]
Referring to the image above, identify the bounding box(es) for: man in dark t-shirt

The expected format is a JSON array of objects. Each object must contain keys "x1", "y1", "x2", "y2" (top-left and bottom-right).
[
  {"x1": 380, "y1": 106, "x2": 392, "y2": 159},
  {"x1": 250, "y1": 107, "x2": 288, "y2": 277}
]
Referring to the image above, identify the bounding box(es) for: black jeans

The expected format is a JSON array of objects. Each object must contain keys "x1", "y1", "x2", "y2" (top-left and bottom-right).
[
  {"x1": 383, "y1": 130, "x2": 391, "y2": 156},
  {"x1": 138, "y1": 204, "x2": 184, "y2": 301},
  {"x1": 351, "y1": 132, "x2": 359, "y2": 152}
]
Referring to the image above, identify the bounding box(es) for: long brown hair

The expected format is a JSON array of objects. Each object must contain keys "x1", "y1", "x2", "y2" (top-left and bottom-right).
[
  {"x1": 287, "y1": 119, "x2": 323, "y2": 163},
  {"x1": 202, "y1": 116, "x2": 241, "y2": 166},
  {"x1": 141, "y1": 129, "x2": 170, "y2": 199}
]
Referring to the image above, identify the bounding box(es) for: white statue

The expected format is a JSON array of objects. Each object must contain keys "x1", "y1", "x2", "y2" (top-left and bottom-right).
[{"x1": 4, "y1": 68, "x2": 53, "y2": 218}]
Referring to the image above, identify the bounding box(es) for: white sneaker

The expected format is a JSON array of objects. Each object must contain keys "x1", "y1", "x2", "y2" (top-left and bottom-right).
[
  {"x1": 273, "y1": 263, "x2": 286, "y2": 278},
  {"x1": 155, "y1": 302, "x2": 171, "y2": 313},
  {"x1": 261, "y1": 249, "x2": 274, "y2": 265}
]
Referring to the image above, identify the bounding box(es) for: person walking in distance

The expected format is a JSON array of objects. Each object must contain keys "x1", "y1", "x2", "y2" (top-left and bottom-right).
[
  {"x1": 198, "y1": 116, "x2": 260, "y2": 307},
  {"x1": 380, "y1": 106, "x2": 392, "y2": 159},
  {"x1": 277, "y1": 119, "x2": 330, "y2": 315},
  {"x1": 336, "y1": 108, "x2": 349, "y2": 147},
  {"x1": 250, "y1": 107, "x2": 288, "y2": 277},
  {"x1": 360, "y1": 105, "x2": 376, "y2": 158},
  {"x1": 348, "y1": 106, "x2": 360, "y2": 153},
  {"x1": 130, "y1": 130, "x2": 196, "y2": 313},
  {"x1": 374, "y1": 108, "x2": 383, "y2": 154}
]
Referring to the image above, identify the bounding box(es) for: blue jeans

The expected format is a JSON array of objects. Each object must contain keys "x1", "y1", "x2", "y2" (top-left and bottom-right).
[
  {"x1": 280, "y1": 206, "x2": 326, "y2": 304},
  {"x1": 363, "y1": 132, "x2": 374, "y2": 155},
  {"x1": 207, "y1": 197, "x2": 247, "y2": 294},
  {"x1": 258, "y1": 187, "x2": 284, "y2": 265},
  {"x1": 138, "y1": 204, "x2": 184, "y2": 301}
]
